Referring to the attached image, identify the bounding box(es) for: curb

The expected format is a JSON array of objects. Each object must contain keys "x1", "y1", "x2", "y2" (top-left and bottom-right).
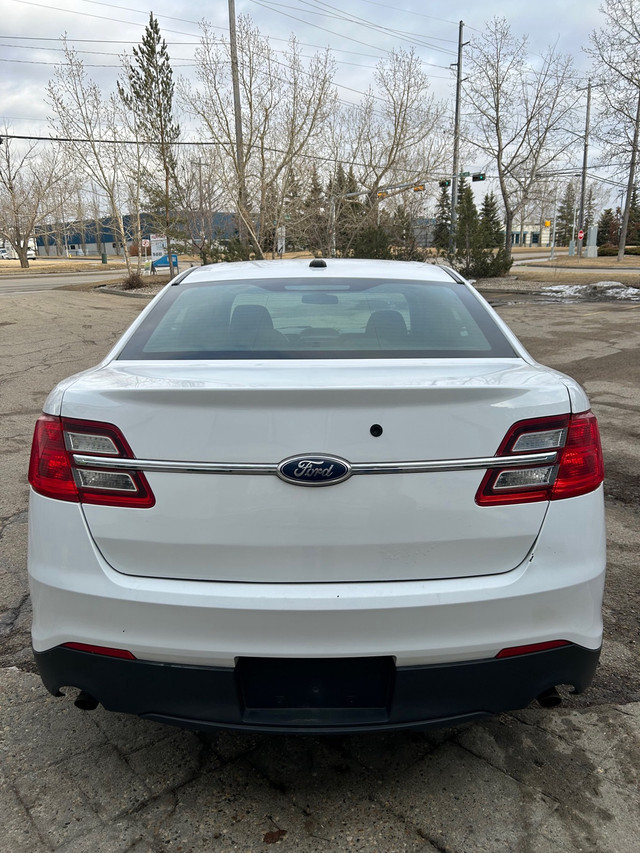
[{"x1": 98, "y1": 286, "x2": 157, "y2": 299}]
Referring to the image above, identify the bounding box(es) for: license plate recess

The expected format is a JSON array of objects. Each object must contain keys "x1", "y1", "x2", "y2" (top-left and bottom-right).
[{"x1": 236, "y1": 656, "x2": 395, "y2": 727}]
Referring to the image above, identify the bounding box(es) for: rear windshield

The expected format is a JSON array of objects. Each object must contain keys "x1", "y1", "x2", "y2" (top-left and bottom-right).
[{"x1": 118, "y1": 277, "x2": 515, "y2": 360}]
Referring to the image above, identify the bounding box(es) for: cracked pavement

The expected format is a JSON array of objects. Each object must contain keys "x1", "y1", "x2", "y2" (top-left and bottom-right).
[{"x1": 1, "y1": 287, "x2": 639, "y2": 852}]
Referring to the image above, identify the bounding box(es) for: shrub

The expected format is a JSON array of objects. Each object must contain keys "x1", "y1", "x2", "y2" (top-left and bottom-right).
[
  {"x1": 598, "y1": 244, "x2": 640, "y2": 256},
  {"x1": 121, "y1": 272, "x2": 146, "y2": 290},
  {"x1": 203, "y1": 238, "x2": 253, "y2": 264},
  {"x1": 454, "y1": 247, "x2": 513, "y2": 279}
]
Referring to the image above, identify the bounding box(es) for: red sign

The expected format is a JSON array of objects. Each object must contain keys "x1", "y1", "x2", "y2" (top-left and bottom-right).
[{"x1": 578, "y1": 229, "x2": 584, "y2": 241}]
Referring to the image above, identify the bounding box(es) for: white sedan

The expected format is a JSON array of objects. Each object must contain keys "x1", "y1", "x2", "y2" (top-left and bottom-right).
[{"x1": 28, "y1": 259, "x2": 605, "y2": 733}]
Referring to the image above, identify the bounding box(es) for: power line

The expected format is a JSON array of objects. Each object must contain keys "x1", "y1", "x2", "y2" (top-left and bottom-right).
[
  {"x1": 0, "y1": 33, "x2": 388, "y2": 60},
  {"x1": 271, "y1": 0, "x2": 456, "y2": 57},
  {"x1": 248, "y1": 0, "x2": 452, "y2": 72},
  {"x1": 0, "y1": 132, "x2": 435, "y2": 178},
  {"x1": 0, "y1": 37, "x2": 454, "y2": 82},
  {"x1": 0, "y1": 38, "x2": 452, "y2": 77},
  {"x1": 7, "y1": 0, "x2": 455, "y2": 83},
  {"x1": 351, "y1": 0, "x2": 460, "y2": 29},
  {"x1": 248, "y1": 0, "x2": 397, "y2": 56}
]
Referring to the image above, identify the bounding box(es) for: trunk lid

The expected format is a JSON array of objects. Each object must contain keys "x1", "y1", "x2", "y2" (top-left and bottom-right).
[{"x1": 61, "y1": 359, "x2": 569, "y2": 583}]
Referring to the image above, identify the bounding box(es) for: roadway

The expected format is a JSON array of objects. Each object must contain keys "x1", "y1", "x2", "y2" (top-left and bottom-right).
[{"x1": 0, "y1": 270, "x2": 122, "y2": 294}]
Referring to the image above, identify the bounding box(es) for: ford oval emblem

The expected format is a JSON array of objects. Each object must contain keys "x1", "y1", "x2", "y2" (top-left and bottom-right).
[{"x1": 277, "y1": 454, "x2": 352, "y2": 487}]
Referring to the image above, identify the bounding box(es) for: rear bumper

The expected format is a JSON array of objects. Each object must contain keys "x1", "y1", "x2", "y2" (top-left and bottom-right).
[{"x1": 34, "y1": 644, "x2": 600, "y2": 734}]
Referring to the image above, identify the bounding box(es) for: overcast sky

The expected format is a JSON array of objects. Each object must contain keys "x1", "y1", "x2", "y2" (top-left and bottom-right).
[{"x1": 3, "y1": 0, "x2": 606, "y2": 138}]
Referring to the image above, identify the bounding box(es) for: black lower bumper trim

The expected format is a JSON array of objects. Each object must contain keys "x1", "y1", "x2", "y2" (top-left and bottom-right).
[{"x1": 33, "y1": 644, "x2": 601, "y2": 734}]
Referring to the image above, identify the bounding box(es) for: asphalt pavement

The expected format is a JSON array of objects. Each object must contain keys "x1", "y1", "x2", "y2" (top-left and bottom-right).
[
  {"x1": 1, "y1": 285, "x2": 638, "y2": 853},
  {"x1": 0, "y1": 270, "x2": 125, "y2": 294}
]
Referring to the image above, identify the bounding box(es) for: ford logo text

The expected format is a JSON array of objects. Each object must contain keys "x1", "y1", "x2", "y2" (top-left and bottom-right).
[{"x1": 277, "y1": 454, "x2": 352, "y2": 487}]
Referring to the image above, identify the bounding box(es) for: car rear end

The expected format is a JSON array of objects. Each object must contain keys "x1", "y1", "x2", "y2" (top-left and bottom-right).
[{"x1": 27, "y1": 260, "x2": 605, "y2": 732}]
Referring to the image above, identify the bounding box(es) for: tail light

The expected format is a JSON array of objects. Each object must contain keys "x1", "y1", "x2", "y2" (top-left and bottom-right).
[
  {"x1": 29, "y1": 415, "x2": 155, "y2": 508},
  {"x1": 476, "y1": 411, "x2": 603, "y2": 506}
]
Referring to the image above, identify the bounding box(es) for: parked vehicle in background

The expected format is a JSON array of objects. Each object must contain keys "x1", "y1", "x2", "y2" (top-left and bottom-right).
[{"x1": 28, "y1": 258, "x2": 606, "y2": 734}]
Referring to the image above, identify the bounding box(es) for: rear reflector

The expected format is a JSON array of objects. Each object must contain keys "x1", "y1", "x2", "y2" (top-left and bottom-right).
[
  {"x1": 29, "y1": 415, "x2": 155, "y2": 507},
  {"x1": 496, "y1": 640, "x2": 570, "y2": 659},
  {"x1": 62, "y1": 642, "x2": 136, "y2": 660},
  {"x1": 476, "y1": 411, "x2": 604, "y2": 505}
]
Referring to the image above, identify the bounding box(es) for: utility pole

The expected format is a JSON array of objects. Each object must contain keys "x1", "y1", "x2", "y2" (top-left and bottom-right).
[
  {"x1": 228, "y1": 0, "x2": 249, "y2": 246},
  {"x1": 577, "y1": 79, "x2": 592, "y2": 258},
  {"x1": 450, "y1": 20, "x2": 465, "y2": 253}
]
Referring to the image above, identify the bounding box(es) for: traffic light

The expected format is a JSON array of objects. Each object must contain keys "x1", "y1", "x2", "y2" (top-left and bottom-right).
[
  {"x1": 377, "y1": 191, "x2": 388, "y2": 199},
  {"x1": 439, "y1": 179, "x2": 450, "y2": 188},
  {"x1": 472, "y1": 172, "x2": 486, "y2": 182},
  {"x1": 413, "y1": 184, "x2": 425, "y2": 192}
]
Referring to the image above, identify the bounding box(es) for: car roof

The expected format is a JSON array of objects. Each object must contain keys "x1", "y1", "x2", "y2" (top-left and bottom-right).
[{"x1": 180, "y1": 258, "x2": 461, "y2": 285}]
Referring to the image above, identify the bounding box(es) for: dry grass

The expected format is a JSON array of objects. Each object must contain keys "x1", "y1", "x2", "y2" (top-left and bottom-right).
[
  {"x1": 512, "y1": 267, "x2": 640, "y2": 285},
  {"x1": 522, "y1": 255, "x2": 640, "y2": 269},
  {"x1": 0, "y1": 257, "x2": 128, "y2": 274}
]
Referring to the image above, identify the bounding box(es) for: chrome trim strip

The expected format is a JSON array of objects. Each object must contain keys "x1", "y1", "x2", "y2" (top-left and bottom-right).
[
  {"x1": 73, "y1": 451, "x2": 558, "y2": 475},
  {"x1": 73, "y1": 456, "x2": 276, "y2": 474},
  {"x1": 352, "y1": 452, "x2": 558, "y2": 474}
]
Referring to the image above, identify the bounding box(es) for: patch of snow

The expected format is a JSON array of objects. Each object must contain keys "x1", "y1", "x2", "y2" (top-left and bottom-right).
[{"x1": 544, "y1": 281, "x2": 640, "y2": 301}]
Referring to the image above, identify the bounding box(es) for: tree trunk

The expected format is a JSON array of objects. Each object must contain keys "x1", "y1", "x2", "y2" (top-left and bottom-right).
[{"x1": 503, "y1": 209, "x2": 514, "y2": 259}]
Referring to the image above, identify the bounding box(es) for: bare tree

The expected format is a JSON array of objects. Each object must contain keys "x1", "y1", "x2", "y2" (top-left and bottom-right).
[
  {"x1": 174, "y1": 148, "x2": 226, "y2": 261},
  {"x1": 181, "y1": 17, "x2": 336, "y2": 257},
  {"x1": 47, "y1": 41, "x2": 137, "y2": 274},
  {"x1": 588, "y1": 0, "x2": 640, "y2": 260},
  {"x1": 323, "y1": 49, "x2": 447, "y2": 255},
  {"x1": 0, "y1": 135, "x2": 65, "y2": 268},
  {"x1": 463, "y1": 18, "x2": 577, "y2": 257},
  {"x1": 349, "y1": 49, "x2": 447, "y2": 199}
]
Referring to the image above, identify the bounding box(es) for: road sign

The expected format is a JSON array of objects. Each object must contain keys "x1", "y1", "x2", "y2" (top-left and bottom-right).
[
  {"x1": 141, "y1": 239, "x2": 150, "y2": 247},
  {"x1": 578, "y1": 229, "x2": 584, "y2": 241}
]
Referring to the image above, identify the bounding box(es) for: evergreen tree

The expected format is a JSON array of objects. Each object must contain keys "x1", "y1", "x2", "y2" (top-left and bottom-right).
[
  {"x1": 584, "y1": 185, "x2": 597, "y2": 234},
  {"x1": 556, "y1": 181, "x2": 577, "y2": 246},
  {"x1": 597, "y1": 208, "x2": 620, "y2": 245},
  {"x1": 454, "y1": 178, "x2": 479, "y2": 271},
  {"x1": 454, "y1": 178, "x2": 512, "y2": 278},
  {"x1": 351, "y1": 225, "x2": 392, "y2": 259},
  {"x1": 392, "y1": 205, "x2": 421, "y2": 261},
  {"x1": 332, "y1": 164, "x2": 366, "y2": 255},
  {"x1": 479, "y1": 192, "x2": 503, "y2": 247},
  {"x1": 259, "y1": 184, "x2": 278, "y2": 255},
  {"x1": 119, "y1": 13, "x2": 180, "y2": 275},
  {"x1": 302, "y1": 166, "x2": 328, "y2": 254},
  {"x1": 628, "y1": 186, "x2": 640, "y2": 245},
  {"x1": 432, "y1": 185, "x2": 451, "y2": 253}
]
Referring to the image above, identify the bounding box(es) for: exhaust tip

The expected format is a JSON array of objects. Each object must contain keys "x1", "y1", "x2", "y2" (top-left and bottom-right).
[
  {"x1": 537, "y1": 686, "x2": 562, "y2": 708},
  {"x1": 74, "y1": 690, "x2": 99, "y2": 711}
]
